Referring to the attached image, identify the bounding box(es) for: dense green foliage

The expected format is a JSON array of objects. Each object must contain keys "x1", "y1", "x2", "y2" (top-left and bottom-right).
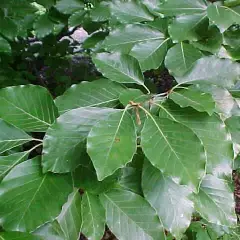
[{"x1": 0, "y1": 0, "x2": 240, "y2": 239}]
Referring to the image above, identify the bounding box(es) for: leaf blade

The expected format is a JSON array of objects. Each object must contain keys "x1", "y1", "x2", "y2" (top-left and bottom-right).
[
  {"x1": 87, "y1": 110, "x2": 137, "y2": 180},
  {"x1": 100, "y1": 189, "x2": 166, "y2": 240}
]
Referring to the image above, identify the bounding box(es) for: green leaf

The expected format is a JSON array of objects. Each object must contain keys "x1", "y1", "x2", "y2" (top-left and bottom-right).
[
  {"x1": 193, "y1": 174, "x2": 237, "y2": 227},
  {"x1": 100, "y1": 189, "x2": 166, "y2": 240},
  {"x1": 196, "y1": 229, "x2": 212, "y2": 240},
  {"x1": 0, "y1": 36, "x2": 11, "y2": 53},
  {"x1": 0, "y1": 120, "x2": 32, "y2": 154},
  {"x1": 158, "y1": 0, "x2": 208, "y2": 15},
  {"x1": 0, "y1": 157, "x2": 72, "y2": 232},
  {"x1": 42, "y1": 107, "x2": 116, "y2": 173},
  {"x1": 165, "y1": 42, "x2": 203, "y2": 77},
  {"x1": 33, "y1": 221, "x2": 65, "y2": 240},
  {"x1": 34, "y1": 14, "x2": 54, "y2": 38},
  {"x1": 169, "y1": 88, "x2": 215, "y2": 115},
  {"x1": 207, "y1": 5, "x2": 240, "y2": 32},
  {"x1": 175, "y1": 56, "x2": 240, "y2": 88},
  {"x1": 90, "y1": 2, "x2": 111, "y2": 22},
  {"x1": 142, "y1": 0, "x2": 163, "y2": 15},
  {"x1": 93, "y1": 52, "x2": 145, "y2": 86},
  {"x1": 55, "y1": 0, "x2": 84, "y2": 14},
  {"x1": 57, "y1": 190, "x2": 82, "y2": 240},
  {"x1": 36, "y1": 0, "x2": 55, "y2": 9},
  {"x1": 195, "y1": 84, "x2": 237, "y2": 118},
  {"x1": 68, "y1": 10, "x2": 86, "y2": 27},
  {"x1": 168, "y1": 13, "x2": 209, "y2": 42},
  {"x1": 130, "y1": 38, "x2": 169, "y2": 71},
  {"x1": 119, "y1": 88, "x2": 144, "y2": 106},
  {"x1": 102, "y1": 24, "x2": 165, "y2": 53},
  {"x1": 81, "y1": 192, "x2": 105, "y2": 240},
  {"x1": 0, "y1": 232, "x2": 42, "y2": 240},
  {"x1": 225, "y1": 116, "x2": 240, "y2": 143},
  {"x1": 141, "y1": 115, "x2": 206, "y2": 191},
  {"x1": 0, "y1": 151, "x2": 29, "y2": 181},
  {"x1": 224, "y1": 26, "x2": 240, "y2": 48},
  {"x1": 109, "y1": 0, "x2": 154, "y2": 23},
  {"x1": 0, "y1": 85, "x2": 58, "y2": 132},
  {"x1": 142, "y1": 160, "x2": 194, "y2": 239},
  {"x1": 55, "y1": 79, "x2": 125, "y2": 114},
  {"x1": 87, "y1": 110, "x2": 137, "y2": 180},
  {"x1": 159, "y1": 101, "x2": 233, "y2": 176},
  {"x1": 72, "y1": 153, "x2": 119, "y2": 194},
  {"x1": 118, "y1": 167, "x2": 142, "y2": 195},
  {"x1": 192, "y1": 25, "x2": 223, "y2": 53},
  {"x1": 0, "y1": 17, "x2": 18, "y2": 40}
]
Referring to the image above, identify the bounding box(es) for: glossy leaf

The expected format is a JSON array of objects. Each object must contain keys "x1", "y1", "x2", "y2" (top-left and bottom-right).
[
  {"x1": 195, "y1": 84, "x2": 237, "y2": 118},
  {"x1": 100, "y1": 189, "x2": 166, "y2": 240},
  {"x1": 159, "y1": 101, "x2": 233, "y2": 176},
  {"x1": 0, "y1": 85, "x2": 58, "y2": 132},
  {"x1": 109, "y1": 0, "x2": 154, "y2": 23},
  {"x1": 165, "y1": 42, "x2": 203, "y2": 77},
  {"x1": 0, "y1": 158, "x2": 72, "y2": 232},
  {"x1": 0, "y1": 36, "x2": 11, "y2": 53},
  {"x1": 87, "y1": 110, "x2": 137, "y2": 180},
  {"x1": 81, "y1": 192, "x2": 105, "y2": 240},
  {"x1": 55, "y1": 0, "x2": 84, "y2": 14},
  {"x1": 193, "y1": 174, "x2": 237, "y2": 227},
  {"x1": 57, "y1": 190, "x2": 82, "y2": 240},
  {"x1": 93, "y1": 52, "x2": 145, "y2": 86},
  {"x1": 34, "y1": 221, "x2": 65, "y2": 240},
  {"x1": 0, "y1": 232, "x2": 42, "y2": 240},
  {"x1": 55, "y1": 79, "x2": 125, "y2": 114},
  {"x1": 175, "y1": 56, "x2": 240, "y2": 88},
  {"x1": 43, "y1": 107, "x2": 116, "y2": 173},
  {"x1": 0, "y1": 120, "x2": 32, "y2": 154},
  {"x1": 168, "y1": 13, "x2": 209, "y2": 42},
  {"x1": 0, "y1": 151, "x2": 29, "y2": 181},
  {"x1": 142, "y1": 160, "x2": 194, "y2": 239},
  {"x1": 225, "y1": 116, "x2": 240, "y2": 143},
  {"x1": 158, "y1": 0, "x2": 208, "y2": 15},
  {"x1": 169, "y1": 88, "x2": 215, "y2": 115},
  {"x1": 130, "y1": 38, "x2": 169, "y2": 71},
  {"x1": 207, "y1": 4, "x2": 240, "y2": 32},
  {"x1": 102, "y1": 24, "x2": 165, "y2": 53},
  {"x1": 141, "y1": 115, "x2": 206, "y2": 191}
]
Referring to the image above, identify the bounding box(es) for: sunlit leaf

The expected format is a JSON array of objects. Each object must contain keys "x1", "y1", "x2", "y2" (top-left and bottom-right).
[
  {"x1": 100, "y1": 189, "x2": 166, "y2": 240},
  {"x1": 81, "y1": 192, "x2": 105, "y2": 240},
  {"x1": 0, "y1": 158, "x2": 72, "y2": 232},
  {"x1": 142, "y1": 160, "x2": 194, "y2": 239},
  {"x1": 87, "y1": 110, "x2": 137, "y2": 180},
  {"x1": 57, "y1": 190, "x2": 82, "y2": 240},
  {"x1": 0, "y1": 120, "x2": 32, "y2": 154},
  {"x1": 55, "y1": 79, "x2": 125, "y2": 114},
  {"x1": 43, "y1": 107, "x2": 116, "y2": 173},
  {"x1": 193, "y1": 174, "x2": 237, "y2": 227},
  {"x1": 165, "y1": 42, "x2": 203, "y2": 76},
  {"x1": 0, "y1": 85, "x2": 58, "y2": 132},
  {"x1": 141, "y1": 114, "x2": 206, "y2": 191}
]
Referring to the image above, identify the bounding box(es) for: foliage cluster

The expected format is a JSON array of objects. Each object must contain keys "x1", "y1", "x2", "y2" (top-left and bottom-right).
[{"x1": 0, "y1": 0, "x2": 240, "y2": 239}]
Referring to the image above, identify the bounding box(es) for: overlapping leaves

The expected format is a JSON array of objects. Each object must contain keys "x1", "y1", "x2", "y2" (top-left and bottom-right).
[{"x1": 0, "y1": 0, "x2": 240, "y2": 239}]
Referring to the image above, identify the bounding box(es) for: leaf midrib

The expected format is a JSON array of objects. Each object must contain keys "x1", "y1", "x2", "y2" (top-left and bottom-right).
[
  {"x1": 103, "y1": 193, "x2": 154, "y2": 239},
  {"x1": 1, "y1": 98, "x2": 51, "y2": 127}
]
